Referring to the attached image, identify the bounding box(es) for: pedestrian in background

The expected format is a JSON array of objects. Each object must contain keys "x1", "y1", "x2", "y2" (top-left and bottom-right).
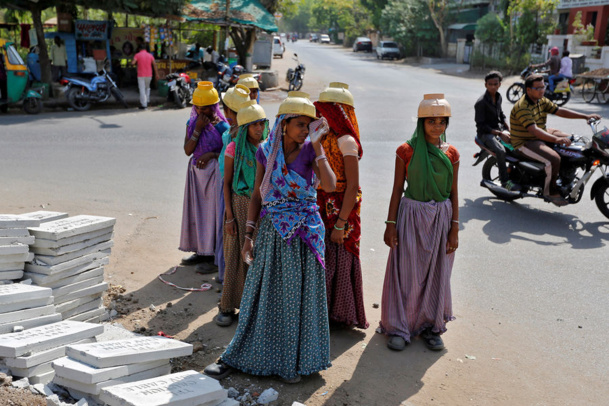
[
  {"x1": 380, "y1": 94, "x2": 460, "y2": 352},
  {"x1": 50, "y1": 36, "x2": 67, "y2": 82},
  {"x1": 131, "y1": 44, "x2": 158, "y2": 110},
  {"x1": 314, "y1": 83, "x2": 368, "y2": 329},
  {"x1": 204, "y1": 92, "x2": 336, "y2": 383},
  {"x1": 216, "y1": 100, "x2": 268, "y2": 327},
  {"x1": 179, "y1": 82, "x2": 229, "y2": 269},
  {"x1": 237, "y1": 74, "x2": 260, "y2": 102}
]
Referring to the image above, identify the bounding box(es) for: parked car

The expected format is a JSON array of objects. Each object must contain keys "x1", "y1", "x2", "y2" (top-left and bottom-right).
[
  {"x1": 309, "y1": 33, "x2": 319, "y2": 42},
  {"x1": 320, "y1": 34, "x2": 331, "y2": 44},
  {"x1": 376, "y1": 41, "x2": 401, "y2": 60},
  {"x1": 353, "y1": 37, "x2": 372, "y2": 52},
  {"x1": 273, "y1": 36, "x2": 284, "y2": 58}
]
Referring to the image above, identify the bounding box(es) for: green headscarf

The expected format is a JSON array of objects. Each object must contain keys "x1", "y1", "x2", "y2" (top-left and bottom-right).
[
  {"x1": 404, "y1": 120, "x2": 454, "y2": 202},
  {"x1": 232, "y1": 120, "x2": 269, "y2": 196}
]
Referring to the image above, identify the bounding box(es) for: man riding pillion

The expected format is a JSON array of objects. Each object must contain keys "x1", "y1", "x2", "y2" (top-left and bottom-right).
[
  {"x1": 475, "y1": 71, "x2": 519, "y2": 191},
  {"x1": 509, "y1": 73, "x2": 601, "y2": 206}
]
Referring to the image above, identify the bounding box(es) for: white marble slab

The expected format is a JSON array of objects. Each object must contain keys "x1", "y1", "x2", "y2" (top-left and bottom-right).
[
  {"x1": 60, "y1": 298, "x2": 103, "y2": 319},
  {"x1": 32, "y1": 226, "x2": 114, "y2": 249},
  {"x1": 3, "y1": 338, "x2": 95, "y2": 368},
  {"x1": 0, "y1": 252, "x2": 32, "y2": 264},
  {"x1": 99, "y1": 370, "x2": 226, "y2": 406},
  {"x1": 28, "y1": 369, "x2": 54, "y2": 385},
  {"x1": 0, "y1": 215, "x2": 40, "y2": 229},
  {"x1": 55, "y1": 294, "x2": 102, "y2": 314},
  {"x1": 31, "y1": 232, "x2": 114, "y2": 256},
  {"x1": 66, "y1": 337, "x2": 193, "y2": 368},
  {"x1": 52, "y1": 275, "x2": 105, "y2": 299},
  {"x1": 9, "y1": 359, "x2": 54, "y2": 378},
  {"x1": 0, "y1": 305, "x2": 57, "y2": 324},
  {"x1": 0, "y1": 243, "x2": 29, "y2": 255},
  {"x1": 0, "y1": 235, "x2": 35, "y2": 245},
  {"x1": 53, "y1": 357, "x2": 169, "y2": 384},
  {"x1": 53, "y1": 282, "x2": 108, "y2": 305},
  {"x1": 0, "y1": 321, "x2": 104, "y2": 357},
  {"x1": 54, "y1": 363, "x2": 171, "y2": 395},
  {"x1": 34, "y1": 240, "x2": 113, "y2": 266},
  {"x1": 19, "y1": 211, "x2": 69, "y2": 223},
  {"x1": 0, "y1": 228, "x2": 30, "y2": 238},
  {"x1": 25, "y1": 265, "x2": 105, "y2": 289},
  {"x1": 28, "y1": 215, "x2": 116, "y2": 240},
  {"x1": 0, "y1": 262, "x2": 25, "y2": 271},
  {"x1": 67, "y1": 307, "x2": 107, "y2": 322},
  {"x1": 0, "y1": 270, "x2": 24, "y2": 280},
  {"x1": 1, "y1": 296, "x2": 53, "y2": 314},
  {"x1": 0, "y1": 284, "x2": 52, "y2": 305},
  {"x1": 0, "y1": 313, "x2": 63, "y2": 334},
  {"x1": 25, "y1": 251, "x2": 109, "y2": 275}
]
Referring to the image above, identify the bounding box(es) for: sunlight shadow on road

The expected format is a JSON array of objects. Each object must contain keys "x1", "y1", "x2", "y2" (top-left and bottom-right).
[{"x1": 89, "y1": 117, "x2": 122, "y2": 129}]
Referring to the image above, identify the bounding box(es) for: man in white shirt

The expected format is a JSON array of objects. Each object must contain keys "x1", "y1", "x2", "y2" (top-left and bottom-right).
[{"x1": 550, "y1": 50, "x2": 573, "y2": 92}]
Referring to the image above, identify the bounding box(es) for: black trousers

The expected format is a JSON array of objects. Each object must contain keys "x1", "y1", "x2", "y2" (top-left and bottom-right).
[{"x1": 480, "y1": 133, "x2": 508, "y2": 184}]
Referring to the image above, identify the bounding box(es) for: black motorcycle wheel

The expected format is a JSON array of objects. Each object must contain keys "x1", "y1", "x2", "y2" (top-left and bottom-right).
[
  {"x1": 594, "y1": 182, "x2": 609, "y2": 219},
  {"x1": 111, "y1": 87, "x2": 128, "y2": 109},
  {"x1": 581, "y1": 80, "x2": 597, "y2": 103},
  {"x1": 554, "y1": 91, "x2": 571, "y2": 107},
  {"x1": 67, "y1": 87, "x2": 92, "y2": 111},
  {"x1": 258, "y1": 80, "x2": 267, "y2": 92},
  {"x1": 506, "y1": 83, "x2": 524, "y2": 104},
  {"x1": 482, "y1": 157, "x2": 518, "y2": 201},
  {"x1": 23, "y1": 98, "x2": 42, "y2": 114},
  {"x1": 288, "y1": 80, "x2": 295, "y2": 92},
  {"x1": 173, "y1": 88, "x2": 188, "y2": 109},
  {"x1": 294, "y1": 77, "x2": 303, "y2": 91}
]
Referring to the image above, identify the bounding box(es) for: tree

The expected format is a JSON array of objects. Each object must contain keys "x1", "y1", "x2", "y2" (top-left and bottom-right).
[
  {"x1": 426, "y1": 0, "x2": 456, "y2": 57},
  {"x1": 310, "y1": 0, "x2": 371, "y2": 45},
  {"x1": 475, "y1": 12, "x2": 505, "y2": 44},
  {"x1": 360, "y1": 0, "x2": 388, "y2": 30},
  {"x1": 381, "y1": 0, "x2": 438, "y2": 57}
]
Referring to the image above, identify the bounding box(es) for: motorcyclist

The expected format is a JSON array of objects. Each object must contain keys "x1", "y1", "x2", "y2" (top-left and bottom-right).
[
  {"x1": 509, "y1": 73, "x2": 600, "y2": 206},
  {"x1": 474, "y1": 70, "x2": 519, "y2": 191},
  {"x1": 531, "y1": 46, "x2": 561, "y2": 92}
]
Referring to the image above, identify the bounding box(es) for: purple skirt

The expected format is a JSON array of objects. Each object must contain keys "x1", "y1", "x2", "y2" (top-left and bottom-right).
[{"x1": 379, "y1": 197, "x2": 455, "y2": 342}]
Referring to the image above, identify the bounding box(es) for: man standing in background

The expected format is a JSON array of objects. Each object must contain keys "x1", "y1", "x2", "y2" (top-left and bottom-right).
[
  {"x1": 131, "y1": 44, "x2": 158, "y2": 110},
  {"x1": 50, "y1": 36, "x2": 67, "y2": 82}
]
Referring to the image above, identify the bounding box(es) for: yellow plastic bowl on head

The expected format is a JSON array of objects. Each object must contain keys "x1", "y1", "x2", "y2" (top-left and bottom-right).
[
  {"x1": 192, "y1": 81, "x2": 220, "y2": 106},
  {"x1": 237, "y1": 100, "x2": 267, "y2": 126},
  {"x1": 318, "y1": 82, "x2": 354, "y2": 107},
  {"x1": 417, "y1": 93, "x2": 451, "y2": 118},
  {"x1": 237, "y1": 73, "x2": 259, "y2": 90},
  {"x1": 222, "y1": 84, "x2": 250, "y2": 112},
  {"x1": 277, "y1": 91, "x2": 316, "y2": 119}
]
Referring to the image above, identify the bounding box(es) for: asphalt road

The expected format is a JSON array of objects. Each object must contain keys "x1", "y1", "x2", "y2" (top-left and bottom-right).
[{"x1": 2, "y1": 41, "x2": 609, "y2": 404}]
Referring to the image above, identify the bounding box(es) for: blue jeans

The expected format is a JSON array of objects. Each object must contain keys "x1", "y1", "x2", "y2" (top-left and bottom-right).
[{"x1": 548, "y1": 74, "x2": 567, "y2": 92}]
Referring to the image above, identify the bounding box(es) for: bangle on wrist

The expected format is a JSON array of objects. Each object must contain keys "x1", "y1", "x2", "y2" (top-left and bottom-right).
[
  {"x1": 385, "y1": 220, "x2": 397, "y2": 225},
  {"x1": 338, "y1": 216, "x2": 348, "y2": 222},
  {"x1": 315, "y1": 154, "x2": 327, "y2": 162},
  {"x1": 451, "y1": 220, "x2": 459, "y2": 224},
  {"x1": 225, "y1": 218, "x2": 235, "y2": 224},
  {"x1": 334, "y1": 224, "x2": 345, "y2": 231},
  {"x1": 245, "y1": 235, "x2": 254, "y2": 243}
]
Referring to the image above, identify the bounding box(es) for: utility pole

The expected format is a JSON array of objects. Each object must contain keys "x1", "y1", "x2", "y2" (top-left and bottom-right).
[{"x1": 225, "y1": 0, "x2": 231, "y2": 54}]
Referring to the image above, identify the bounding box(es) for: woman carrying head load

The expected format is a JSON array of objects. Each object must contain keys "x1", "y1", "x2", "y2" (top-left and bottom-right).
[
  {"x1": 215, "y1": 100, "x2": 269, "y2": 327},
  {"x1": 179, "y1": 82, "x2": 230, "y2": 269},
  {"x1": 205, "y1": 92, "x2": 337, "y2": 383},
  {"x1": 380, "y1": 94, "x2": 460, "y2": 352},
  {"x1": 314, "y1": 82, "x2": 368, "y2": 329}
]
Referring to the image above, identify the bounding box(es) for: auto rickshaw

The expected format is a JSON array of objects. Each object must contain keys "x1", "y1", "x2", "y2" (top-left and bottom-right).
[{"x1": 0, "y1": 39, "x2": 43, "y2": 114}]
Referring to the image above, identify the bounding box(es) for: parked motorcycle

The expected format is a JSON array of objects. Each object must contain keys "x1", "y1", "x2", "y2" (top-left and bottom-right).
[
  {"x1": 286, "y1": 53, "x2": 305, "y2": 91},
  {"x1": 215, "y1": 63, "x2": 245, "y2": 93},
  {"x1": 473, "y1": 119, "x2": 609, "y2": 218},
  {"x1": 60, "y1": 61, "x2": 128, "y2": 111},
  {"x1": 166, "y1": 71, "x2": 195, "y2": 108},
  {"x1": 506, "y1": 66, "x2": 575, "y2": 106}
]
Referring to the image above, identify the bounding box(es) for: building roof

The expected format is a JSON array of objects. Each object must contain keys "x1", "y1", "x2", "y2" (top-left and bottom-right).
[{"x1": 184, "y1": 0, "x2": 277, "y2": 32}]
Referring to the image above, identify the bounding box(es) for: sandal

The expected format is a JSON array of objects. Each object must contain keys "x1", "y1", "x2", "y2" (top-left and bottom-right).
[
  {"x1": 421, "y1": 329, "x2": 445, "y2": 351},
  {"x1": 195, "y1": 262, "x2": 218, "y2": 274},
  {"x1": 203, "y1": 360, "x2": 233, "y2": 380},
  {"x1": 280, "y1": 374, "x2": 301, "y2": 384},
  {"x1": 215, "y1": 312, "x2": 234, "y2": 327}
]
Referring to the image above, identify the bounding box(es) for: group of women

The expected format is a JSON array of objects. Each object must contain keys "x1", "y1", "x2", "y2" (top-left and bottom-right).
[{"x1": 178, "y1": 78, "x2": 459, "y2": 382}]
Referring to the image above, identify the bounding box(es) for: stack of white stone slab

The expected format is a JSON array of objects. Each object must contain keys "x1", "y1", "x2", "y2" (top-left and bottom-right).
[
  {"x1": 99, "y1": 370, "x2": 238, "y2": 406},
  {"x1": 0, "y1": 283, "x2": 61, "y2": 335},
  {"x1": 0, "y1": 214, "x2": 41, "y2": 283},
  {"x1": 0, "y1": 320, "x2": 103, "y2": 385},
  {"x1": 26, "y1": 215, "x2": 116, "y2": 323},
  {"x1": 52, "y1": 336, "x2": 194, "y2": 401}
]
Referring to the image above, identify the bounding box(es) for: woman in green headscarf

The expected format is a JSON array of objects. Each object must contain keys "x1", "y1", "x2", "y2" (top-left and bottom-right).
[
  {"x1": 216, "y1": 100, "x2": 269, "y2": 327},
  {"x1": 379, "y1": 94, "x2": 460, "y2": 352}
]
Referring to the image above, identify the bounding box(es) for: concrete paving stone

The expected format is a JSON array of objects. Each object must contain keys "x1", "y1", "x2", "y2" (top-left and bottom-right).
[
  {"x1": 33, "y1": 227, "x2": 114, "y2": 249},
  {"x1": 83, "y1": 311, "x2": 109, "y2": 323},
  {"x1": 66, "y1": 337, "x2": 193, "y2": 369},
  {"x1": 54, "y1": 363, "x2": 171, "y2": 395},
  {"x1": 0, "y1": 262, "x2": 25, "y2": 271},
  {"x1": 55, "y1": 295, "x2": 101, "y2": 314},
  {"x1": 31, "y1": 232, "x2": 114, "y2": 256},
  {"x1": 3, "y1": 338, "x2": 95, "y2": 368},
  {"x1": 99, "y1": 370, "x2": 226, "y2": 406},
  {"x1": 67, "y1": 387, "x2": 103, "y2": 403},
  {"x1": 95, "y1": 323, "x2": 140, "y2": 342},
  {"x1": 53, "y1": 357, "x2": 169, "y2": 384},
  {"x1": 26, "y1": 252, "x2": 109, "y2": 276},
  {"x1": 0, "y1": 251, "x2": 33, "y2": 263},
  {"x1": 52, "y1": 275, "x2": 105, "y2": 299},
  {"x1": 0, "y1": 304, "x2": 57, "y2": 325},
  {"x1": 0, "y1": 321, "x2": 104, "y2": 357},
  {"x1": 28, "y1": 216, "x2": 116, "y2": 240},
  {"x1": 19, "y1": 211, "x2": 69, "y2": 224},
  {"x1": 27, "y1": 266, "x2": 105, "y2": 289},
  {"x1": 0, "y1": 228, "x2": 30, "y2": 238},
  {"x1": 9, "y1": 359, "x2": 54, "y2": 378},
  {"x1": 0, "y1": 243, "x2": 29, "y2": 255},
  {"x1": 0, "y1": 215, "x2": 40, "y2": 229},
  {"x1": 0, "y1": 283, "x2": 52, "y2": 305},
  {"x1": 52, "y1": 282, "x2": 108, "y2": 306},
  {"x1": 216, "y1": 399, "x2": 239, "y2": 406},
  {"x1": 66, "y1": 306, "x2": 106, "y2": 322},
  {"x1": 0, "y1": 235, "x2": 35, "y2": 245},
  {"x1": 34, "y1": 240, "x2": 113, "y2": 266},
  {"x1": 1, "y1": 296, "x2": 54, "y2": 314},
  {"x1": 0, "y1": 313, "x2": 63, "y2": 334},
  {"x1": 11, "y1": 376, "x2": 31, "y2": 388},
  {"x1": 32, "y1": 382, "x2": 55, "y2": 396},
  {"x1": 28, "y1": 369, "x2": 54, "y2": 384},
  {"x1": 0, "y1": 270, "x2": 24, "y2": 280},
  {"x1": 60, "y1": 298, "x2": 103, "y2": 319}
]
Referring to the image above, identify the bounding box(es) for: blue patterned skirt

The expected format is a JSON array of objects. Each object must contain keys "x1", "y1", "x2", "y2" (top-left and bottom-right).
[{"x1": 221, "y1": 216, "x2": 331, "y2": 379}]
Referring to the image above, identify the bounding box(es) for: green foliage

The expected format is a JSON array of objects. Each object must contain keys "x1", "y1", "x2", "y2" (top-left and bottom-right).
[
  {"x1": 310, "y1": 0, "x2": 371, "y2": 44},
  {"x1": 475, "y1": 13, "x2": 505, "y2": 43},
  {"x1": 360, "y1": 0, "x2": 388, "y2": 30},
  {"x1": 381, "y1": 0, "x2": 439, "y2": 56},
  {"x1": 507, "y1": 0, "x2": 558, "y2": 46},
  {"x1": 279, "y1": 0, "x2": 313, "y2": 33}
]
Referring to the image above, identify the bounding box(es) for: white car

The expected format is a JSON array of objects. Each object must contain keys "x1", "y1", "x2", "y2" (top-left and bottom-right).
[
  {"x1": 273, "y1": 36, "x2": 284, "y2": 58},
  {"x1": 320, "y1": 34, "x2": 330, "y2": 44}
]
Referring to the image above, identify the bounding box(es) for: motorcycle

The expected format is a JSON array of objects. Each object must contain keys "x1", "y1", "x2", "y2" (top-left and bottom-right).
[
  {"x1": 60, "y1": 60, "x2": 128, "y2": 111},
  {"x1": 215, "y1": 63, "x2": 245, "y2": 93},
  {"x1": 473, "y1": 119, "x2": 609, "y2": 219},
  {"x1": 166, "y1": 71, "x2": 195, "y2": 108},
  {"x1": 286, "y1": 53, "x2": 305, "y2": 91},
  {"x1": 506, "y1": 66, "x2": 575, "y2": 107}
]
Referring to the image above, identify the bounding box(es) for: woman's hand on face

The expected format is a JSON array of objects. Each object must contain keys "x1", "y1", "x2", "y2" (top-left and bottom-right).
[
  {"x1": 195, "y1": 114, "x2": 210, "y2": 133},
  {"x1": 309, "y1": 117, "x2": 329, "y2": 144},
  {"x1": 330, "y1": 227, "x2": 345, "y2": 244},
  {"x1": 383, "y1": 224, "x2": 398, "y2": 248}
]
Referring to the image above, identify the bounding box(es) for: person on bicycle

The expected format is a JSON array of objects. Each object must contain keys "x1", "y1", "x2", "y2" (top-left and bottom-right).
[
  {"x1": 509, "y1": 74, "x2": 600, "y2": 206},
  {"x1": 475, "y1": 71, "x2": 519, "y2": 191}
]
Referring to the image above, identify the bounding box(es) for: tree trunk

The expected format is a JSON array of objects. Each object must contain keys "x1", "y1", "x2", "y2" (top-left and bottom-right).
[
  {"x1": 427, "y1": 0, "x2": 447, "y2": 57},
  {"x1": 230, "y1": 26, "x2": 254, "y2": 67},
  {"x1": 30, "y1": 4, "x2": 52, "y2": 88}
]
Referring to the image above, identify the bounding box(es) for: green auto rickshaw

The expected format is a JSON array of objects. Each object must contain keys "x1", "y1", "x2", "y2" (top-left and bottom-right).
[{"x1": 1, "y1": 39, "x2": 43, "y2": 114}]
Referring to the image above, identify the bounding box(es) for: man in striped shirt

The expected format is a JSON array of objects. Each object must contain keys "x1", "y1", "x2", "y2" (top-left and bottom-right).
[{"x1": 510, "y1": 74, "x2": 600, "y2": 205}]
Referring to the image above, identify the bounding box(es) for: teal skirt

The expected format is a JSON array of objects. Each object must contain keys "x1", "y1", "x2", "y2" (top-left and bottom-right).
[{"x1": 221, "y1": 216, "x2": 331, "y2": 379}]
